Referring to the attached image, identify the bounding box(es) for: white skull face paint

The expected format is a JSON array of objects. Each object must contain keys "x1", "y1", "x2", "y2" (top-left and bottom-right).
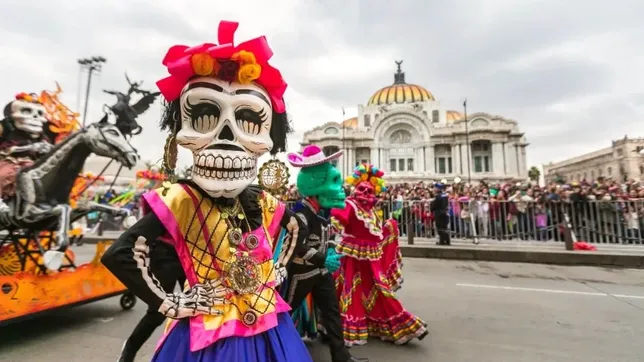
[
  {"x1": 176, "y1": 77, "x2": 274, "y2": 198},
  {"x1": 10, "y1": 100, "x2": 47, "y2": 138}
]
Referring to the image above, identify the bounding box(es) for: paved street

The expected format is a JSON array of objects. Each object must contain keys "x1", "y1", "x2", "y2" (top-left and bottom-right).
[{"x1": 2, "y1": 246, "x2": 644, "y2": 361}]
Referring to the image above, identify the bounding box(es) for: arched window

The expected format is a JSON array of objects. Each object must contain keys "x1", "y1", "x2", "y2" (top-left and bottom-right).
[{"x1": 324, "y1": 127, "x2": 339, "y2": 135}]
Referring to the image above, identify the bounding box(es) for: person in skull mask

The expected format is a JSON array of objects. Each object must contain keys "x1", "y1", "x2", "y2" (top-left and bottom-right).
[
  {"x1": 331, "y1": 164, "x2": 428, "y2": 346},
  {"x1": 431, "y1": 182, "x2": 450, "y2": 245},
  {"x1": 284, "y1": 145, "x2": 368, "y2": 362},
  {"x1": 101, "y1": 21, "x2": 313, "y2": 362},
  {"x1": 0, "y1": 93, "x2": 53, "y2": 212}
]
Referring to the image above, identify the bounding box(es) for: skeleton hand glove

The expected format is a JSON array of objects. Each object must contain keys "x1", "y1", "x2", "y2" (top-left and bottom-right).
[
  {"x1": 34, "y1": 142, "x2": 53, "y2": 154},
  {"x1": 158, "y1": 279, "x2": 230, "y2": 319},
  {"x1": 274, "y1": 263, "x2": 287, "y2": 286},
  {"x1": 324, "y1": 248, "x2": 343, "y2": 273}
]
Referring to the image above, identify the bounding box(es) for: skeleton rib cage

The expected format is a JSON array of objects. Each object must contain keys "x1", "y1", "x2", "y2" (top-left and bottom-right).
[{"x1": 183, "y1": 195, "x2": 278, "y2": 316}]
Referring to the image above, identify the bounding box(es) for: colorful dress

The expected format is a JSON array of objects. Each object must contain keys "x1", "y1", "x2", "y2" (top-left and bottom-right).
[
  {"x1": 102, "y1": 182, "x2": 312, "y2": 361},
  {"x1": 331, "y1": 198, "x2": 428, "y2": 346}
]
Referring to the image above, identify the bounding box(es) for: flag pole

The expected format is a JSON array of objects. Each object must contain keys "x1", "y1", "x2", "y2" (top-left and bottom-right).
[
  {"x1": 341, "y1": 107, "x2": 346, "y2": 174},
  {"x1": 464, "y1": 99, "x2": 471, "y2": 184}
]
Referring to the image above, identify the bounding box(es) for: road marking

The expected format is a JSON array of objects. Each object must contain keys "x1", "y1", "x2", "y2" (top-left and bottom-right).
[
  {"x1": 456, "y1": 283, "x2": 644, "y2": 299},
  {"x1": 93, "y1": 317, "x2": 115, "y2": 323}
]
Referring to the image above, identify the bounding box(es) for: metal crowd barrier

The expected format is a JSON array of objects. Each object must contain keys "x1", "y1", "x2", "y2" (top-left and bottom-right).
[
  {"x1": 374, "y1": 199, "x2": 644, "y2": 245},
  {"x1": 87, "y1": 198, "x2": 644, "y2": 246}
]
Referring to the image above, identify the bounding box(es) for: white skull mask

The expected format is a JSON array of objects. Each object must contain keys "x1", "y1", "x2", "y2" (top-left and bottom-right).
[
  {"x1": 10, "y1": 99, "x2": 47, "y2": 138},
  {"x1": 176, "y1": 77, "x2": 274, "y2": 198}
]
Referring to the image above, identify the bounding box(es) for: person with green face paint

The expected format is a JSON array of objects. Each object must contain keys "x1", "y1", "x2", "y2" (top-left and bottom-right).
[{"x1": 283, "y1": 145, "x2": 368, "y2": 362}]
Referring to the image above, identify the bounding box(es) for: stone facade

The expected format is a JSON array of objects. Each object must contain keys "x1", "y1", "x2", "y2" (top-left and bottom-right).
[
  {"x1": 300, "y1": 63, "x2": 529, "y2": 183},
  {"x1": 543, "y1": 136, "x2": 644, "y2": 183}
]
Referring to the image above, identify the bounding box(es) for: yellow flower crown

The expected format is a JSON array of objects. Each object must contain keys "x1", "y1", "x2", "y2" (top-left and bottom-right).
[
  {"x1": 345, "y1": 164, "x2": 388, "y2": 195},
  {"x1": 190, "y1": 50, "x2": 261, "y2": 85}
]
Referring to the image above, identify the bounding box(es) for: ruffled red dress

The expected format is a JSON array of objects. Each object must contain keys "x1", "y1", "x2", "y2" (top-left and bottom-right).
[{"x1": 330, "y1": 199, "x2": 427, "y2": 346}]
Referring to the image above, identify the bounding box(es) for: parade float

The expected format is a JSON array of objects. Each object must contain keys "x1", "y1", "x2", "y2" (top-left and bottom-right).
[
  {"x1": 0, "y1": 77, "x2": 158, "y2": 325},
  {"x1": 135, "y1": 166, "x2": 167, "y2": 189}
]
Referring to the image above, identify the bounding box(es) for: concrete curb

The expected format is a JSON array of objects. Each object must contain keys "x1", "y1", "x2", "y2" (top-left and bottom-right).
[
  {"x1": 401, "y1": 245, "x2": 644, "y2": 268},
  {"x1": 79, "y1": 235, "x2": 644, "y2": 268}
]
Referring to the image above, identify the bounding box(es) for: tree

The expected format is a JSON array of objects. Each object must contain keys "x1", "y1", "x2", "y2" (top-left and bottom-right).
[{"x1": 528, "y1": 166, "x2": 541, "y2": 182}]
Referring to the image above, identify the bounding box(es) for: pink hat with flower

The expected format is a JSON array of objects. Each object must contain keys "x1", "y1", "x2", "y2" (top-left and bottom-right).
[{"x1": 287, "y1": 145, "x2": 343, "y2": 168}]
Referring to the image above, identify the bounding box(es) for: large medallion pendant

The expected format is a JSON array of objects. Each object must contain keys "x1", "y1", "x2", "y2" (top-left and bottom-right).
[{"x1": 225, "y1": 253, "x2": 261, "y2": 295}]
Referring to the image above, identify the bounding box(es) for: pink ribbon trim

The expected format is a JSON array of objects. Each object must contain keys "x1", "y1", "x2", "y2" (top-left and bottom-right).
[{"x1": 155, "y1": 20, "x2": 287, "y2": 113}]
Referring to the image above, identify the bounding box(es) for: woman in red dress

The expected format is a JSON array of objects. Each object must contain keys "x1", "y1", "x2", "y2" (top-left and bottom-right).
[{"x1": 330, "y1": 164, "x2": 428, "y2": 346}]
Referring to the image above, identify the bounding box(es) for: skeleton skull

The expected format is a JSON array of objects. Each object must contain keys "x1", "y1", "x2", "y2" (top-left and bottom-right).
[
  {"x1": 352, "y1": 181, "x2": 377, "y2": 210},
  {"x1": 296, "y1": 163, "x2": 346, "y2": 209},
  {"x1": 176, "y1": 77, "x2": 274, "y2": 198},
  {"x1": 9, "y1": 99, "x2": 47, "y2": 138}
]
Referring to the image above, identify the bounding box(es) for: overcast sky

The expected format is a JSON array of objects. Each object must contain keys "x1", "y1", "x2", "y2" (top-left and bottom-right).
[{"x1": 1, "y1": 0, "x2": 643, "y2": 176}]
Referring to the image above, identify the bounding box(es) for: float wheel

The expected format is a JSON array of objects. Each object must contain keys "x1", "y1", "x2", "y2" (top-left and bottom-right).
[{"x1": 120, "y1": 291, "x2": 137, "y2": 310}]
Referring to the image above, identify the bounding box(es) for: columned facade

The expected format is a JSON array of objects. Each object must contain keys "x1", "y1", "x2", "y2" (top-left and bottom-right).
[{"x1": 300, "y1": 62, "x2": 529, "y2": 183}]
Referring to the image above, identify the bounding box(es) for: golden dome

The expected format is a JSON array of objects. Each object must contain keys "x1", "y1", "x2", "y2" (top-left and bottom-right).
[
  {"x1": 341, "y1": 117, "x2": 358, "y2": 129},
  {"x1": 367, "y1": 60, "x2": 435, "y2": 106},
  {"x1": 446, "y1": 110, "x2": 463, "y2": 123}
]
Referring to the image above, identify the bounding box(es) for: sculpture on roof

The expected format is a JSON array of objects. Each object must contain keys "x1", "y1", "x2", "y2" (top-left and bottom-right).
[{"x1": 102, "y1": 74, "x2": 160, "y2": 137}]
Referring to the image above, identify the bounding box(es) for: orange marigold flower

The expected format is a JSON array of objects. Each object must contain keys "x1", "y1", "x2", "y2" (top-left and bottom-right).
[
  {"x1": 232, "y1": 50, "x2": 257, "y2": 65},
  {"x1": 191, "y1": 53, "x2": 216, "y2": 76},
  {"x1": 237, "y1": 63, "x2": 262, "y2": 84}
]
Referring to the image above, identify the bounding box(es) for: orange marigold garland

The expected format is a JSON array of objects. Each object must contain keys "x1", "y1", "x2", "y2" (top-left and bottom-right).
[
  {"x1": 188, "y1": 50, "x2": 262, "y2": 85},
  {"x1": 69, "y1": 172, "x2": 105, "y2": 207}
]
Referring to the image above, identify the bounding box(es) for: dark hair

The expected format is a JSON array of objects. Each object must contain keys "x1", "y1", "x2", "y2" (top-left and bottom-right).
[
  {"x1": 160, "y1": 99, "x2": 292, "y2": 155},
  {"x1": 2, "y1": 102, "x2": 11, "y2": 118}
]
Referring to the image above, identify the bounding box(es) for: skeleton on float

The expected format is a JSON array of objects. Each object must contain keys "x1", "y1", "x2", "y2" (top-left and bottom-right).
[
  {"x1": 0, "y1": 77, "x2": 156, "y2": 271},
  {"x1": 0, "y1": 82, "x2": 162, "y2": 326}
]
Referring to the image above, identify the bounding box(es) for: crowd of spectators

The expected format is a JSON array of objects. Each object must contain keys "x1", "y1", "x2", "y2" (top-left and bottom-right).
[{"x1": 285, "y1": 178, "x2": 644, "y2": 244}]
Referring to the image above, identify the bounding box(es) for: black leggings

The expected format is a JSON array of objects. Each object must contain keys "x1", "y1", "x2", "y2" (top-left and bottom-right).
[{"x1": 120, "y1": 249, "x2": 185, "y2": 360}]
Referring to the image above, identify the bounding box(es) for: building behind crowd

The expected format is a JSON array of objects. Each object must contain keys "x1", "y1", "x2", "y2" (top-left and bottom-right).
[
  {"x1": 83, "y1": 154, "x2": 144, "y2": 187},
  {"x1": 300, "y1": 61, "x2": 529, "y2": 183},
  {"x1": 543, "y1": 136, "x2": 644, "y2": 183}
]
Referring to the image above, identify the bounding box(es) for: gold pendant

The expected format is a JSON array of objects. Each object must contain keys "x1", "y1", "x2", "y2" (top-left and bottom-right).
[
  {"x1": 161, "y1": 181, "x2": 172, "y2": 196},
  {"x1": 228, "y1": 228, "x2": 243, "y2": 246},
  {"x1": 257, "y1": 158, "x2": 290, "y2": 198},
  {"x1": 244, "y1": 234, "x2": 259, "y2": 250},
  {"x1": 242, "y1": 311, "x2": 258, "y2": 326},
  {"x1": 225, "y1": 254, "x2": 261, "y2": 295},
  {"x1": 221, "y1": 212, "x2": 229, "y2": 220}
]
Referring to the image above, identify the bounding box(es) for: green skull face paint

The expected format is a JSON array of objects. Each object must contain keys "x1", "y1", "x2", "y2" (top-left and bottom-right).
[{"x1": 296, "y1": 163, "x2": 346, "y2": 209}]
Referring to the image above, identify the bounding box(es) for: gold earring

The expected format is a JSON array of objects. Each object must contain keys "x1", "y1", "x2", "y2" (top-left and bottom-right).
[{"x1": 163, "y1": 134, "x2": 177, "y2": 176}]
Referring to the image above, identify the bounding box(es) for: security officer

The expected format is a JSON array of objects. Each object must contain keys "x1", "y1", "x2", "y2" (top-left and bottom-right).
[{"x1": 431, "y1": 182, "x2": 451, "y2": 245}]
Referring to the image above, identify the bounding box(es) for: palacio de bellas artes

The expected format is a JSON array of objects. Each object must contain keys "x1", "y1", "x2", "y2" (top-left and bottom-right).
[{"x1": 300, "y1": 61, "x2": 529, "y2": 183}]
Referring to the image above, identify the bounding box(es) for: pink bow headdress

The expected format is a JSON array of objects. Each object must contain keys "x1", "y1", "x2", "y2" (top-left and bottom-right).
[{"x1": 156, "y1": 21, "x2": 287, "y2": 113}]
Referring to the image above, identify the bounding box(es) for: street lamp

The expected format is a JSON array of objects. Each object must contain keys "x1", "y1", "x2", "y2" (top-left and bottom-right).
[{"x1": 77, "y1": 56, "x2": 107, "y2": 126}]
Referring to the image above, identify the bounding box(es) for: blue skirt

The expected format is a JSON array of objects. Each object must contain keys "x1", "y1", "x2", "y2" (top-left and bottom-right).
[{"x1": 152, "y1": 313, "x2": 313, "y2": 362}]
